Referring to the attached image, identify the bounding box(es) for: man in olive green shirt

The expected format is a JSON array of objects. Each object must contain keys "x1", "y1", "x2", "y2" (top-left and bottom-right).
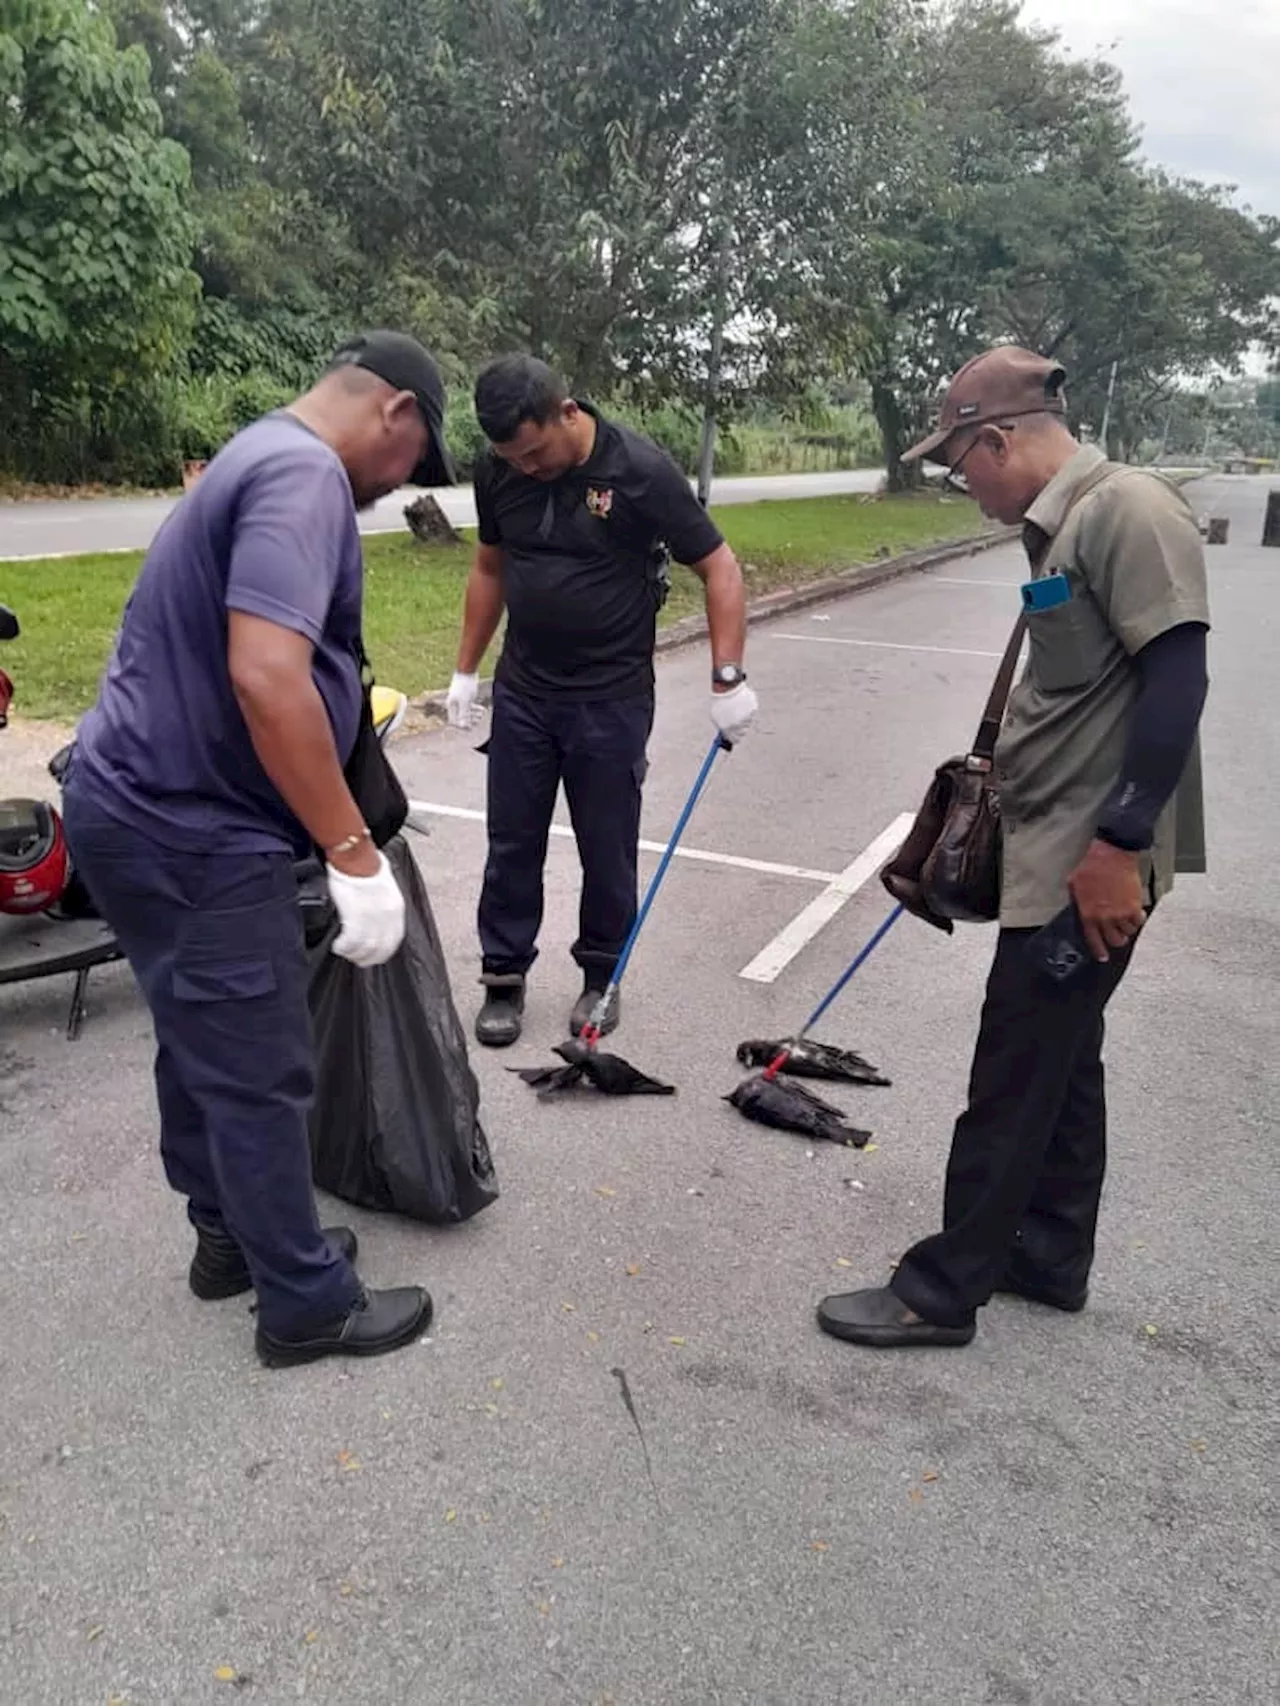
[{"x1": 819, "y1": 346, "x2": 1210, "y2": 1350}]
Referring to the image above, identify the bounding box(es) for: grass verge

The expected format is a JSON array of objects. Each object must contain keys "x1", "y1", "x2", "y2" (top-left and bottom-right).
[{"x1": 0, "y1": 490, "x2": 987, "y2": 721}]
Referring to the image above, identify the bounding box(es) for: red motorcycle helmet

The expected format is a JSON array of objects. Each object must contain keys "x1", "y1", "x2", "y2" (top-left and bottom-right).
[{"x1": 0, "y1": 798, "x2": 71, "y2": 916}]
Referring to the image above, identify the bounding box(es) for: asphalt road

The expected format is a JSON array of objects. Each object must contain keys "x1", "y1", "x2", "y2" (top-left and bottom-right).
[
  {"x1": 0, "y1": 469, "x2": 886, "y2": 560},
  {"x1": 1, "y1": 474, "x2": 1275, "y2": 1705}
]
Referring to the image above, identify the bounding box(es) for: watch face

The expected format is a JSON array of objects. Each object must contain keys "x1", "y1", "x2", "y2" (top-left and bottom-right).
[{"x1": 715, "y1": 664, "x2": 745, "y2": 685}]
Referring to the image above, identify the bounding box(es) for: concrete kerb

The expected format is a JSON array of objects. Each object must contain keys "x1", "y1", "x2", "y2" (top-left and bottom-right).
[{"x1": 408, "y1": 523, "x2": 1020, "y2": 719}]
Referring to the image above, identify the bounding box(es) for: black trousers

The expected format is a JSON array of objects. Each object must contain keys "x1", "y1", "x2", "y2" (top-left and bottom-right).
[
  {"x1": 891, "y1": 925, "x2": 1137, "y2": 1328},
  {"x1": 477, "y1": 679, "x2": 654, "y2": 986}
]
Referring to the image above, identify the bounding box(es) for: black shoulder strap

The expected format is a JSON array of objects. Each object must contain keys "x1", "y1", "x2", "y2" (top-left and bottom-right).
[{"x1": 970, "y1": 458, "x2": 1120, "y2": 762}]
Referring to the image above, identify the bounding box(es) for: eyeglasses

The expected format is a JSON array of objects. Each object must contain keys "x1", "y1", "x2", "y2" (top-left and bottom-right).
[
  {"x1": 942, "y1": 437, "x2": 981, "y2": 496},
  {"x1": 942, "y1": 422, "x2": 1015, "y2": 496}
]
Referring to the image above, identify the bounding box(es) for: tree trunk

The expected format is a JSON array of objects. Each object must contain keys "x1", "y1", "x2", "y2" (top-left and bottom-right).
[
  {"x1": 871, "y1": 379, "x2": 918, "y2": 493},
  {"x1": 403, "y1": 494, "x2": 460, "y2": 544}
]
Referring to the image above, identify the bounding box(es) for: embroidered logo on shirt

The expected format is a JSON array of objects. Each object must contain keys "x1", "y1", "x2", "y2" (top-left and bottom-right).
[{"x1": 585, "y1": 486, "x2": 614, "y2": 519}]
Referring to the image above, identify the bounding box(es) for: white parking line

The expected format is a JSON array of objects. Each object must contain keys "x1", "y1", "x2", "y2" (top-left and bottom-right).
[
  {"x1": 928, "y1": 576, "x2": 1020, "y2": 588},
  {"x1": 406, "y1": 800, "x2": 840, "y2": 884},
  {"x1": 771, "y1": 633, "x2": 1004, "y2": 660},
  {"x1": 737, "y1": 813, "x2": 916, "y2": 984}
]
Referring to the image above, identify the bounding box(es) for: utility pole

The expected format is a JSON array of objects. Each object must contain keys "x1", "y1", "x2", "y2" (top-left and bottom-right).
[
  {"x1": 1156, "y1": 401, "x2": 1174, "y2": 464},
  {"x1": 1098, "y1": 359, "x2": 1119, "y2": 456},
  {"x1": 696, "y1": 216, "x2": 733, "y2": 509}
]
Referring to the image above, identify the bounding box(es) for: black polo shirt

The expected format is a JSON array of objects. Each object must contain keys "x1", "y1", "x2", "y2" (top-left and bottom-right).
[{"x1": 474, "y1": 405, "x2": 725, "y2": 699}]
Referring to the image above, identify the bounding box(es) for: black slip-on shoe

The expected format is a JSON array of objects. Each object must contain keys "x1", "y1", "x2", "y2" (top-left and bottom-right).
[
  {"x1": 255, "y1": 1286, "x2": 433, "y2": 1368},
  {"x1": 569, "y1": 985, "x2": 619, "y2": 1038},
  {"x1": 190, "y1": 1223, "x2": 358, "y2": 1302},
  {"x1": 475, "y1": 974, "x2": 526, "y2": 1048},
  {"x1": 816, "y1": 1286, "x2": 976, "y2": 1348}
]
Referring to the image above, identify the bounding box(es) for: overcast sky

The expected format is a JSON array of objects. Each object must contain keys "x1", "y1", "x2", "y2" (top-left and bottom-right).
[{"x1": 1020, "y1": 0, "x2": 1278, "y2": 219}]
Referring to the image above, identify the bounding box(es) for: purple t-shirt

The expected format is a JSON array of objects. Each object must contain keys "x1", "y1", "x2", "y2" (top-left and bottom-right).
[{"x1": 71, "y1": 413, "x2": 364, "y2": 857}]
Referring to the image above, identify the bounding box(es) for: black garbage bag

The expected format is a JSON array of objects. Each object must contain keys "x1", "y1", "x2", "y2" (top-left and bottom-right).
[{"x1": 304, "y1": 834, "x2": 498, "y2": 1225}]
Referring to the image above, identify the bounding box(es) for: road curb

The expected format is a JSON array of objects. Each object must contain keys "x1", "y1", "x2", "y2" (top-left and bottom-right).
[{"x1": 409, "y1": 522, "x2": 1019, "y2": 717}]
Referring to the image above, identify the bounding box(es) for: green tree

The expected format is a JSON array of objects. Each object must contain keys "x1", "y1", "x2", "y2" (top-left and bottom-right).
[
  {"x1": 995, "y1": 171, "x2": 1280, "y2": 457},
  {"x1": 816, "y1": 0, "x2": 1145, "y2": 486},
  {"x1": 0, "y1": 0, "x2": 199, "y2": 479},
  {"x1": 249, "y1": 0, "x2": 896, "y2": 404}
]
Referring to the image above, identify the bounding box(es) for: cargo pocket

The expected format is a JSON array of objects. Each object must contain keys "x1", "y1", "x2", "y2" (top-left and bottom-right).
[
  {"x1": 1026, "y1": 598, "x2": 1097, "y2": 692},
  {"x1": 172, "y1": 957, "x2": 278, "y2": 1004}
]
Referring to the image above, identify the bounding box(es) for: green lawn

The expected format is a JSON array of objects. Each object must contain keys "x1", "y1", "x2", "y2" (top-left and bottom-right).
[{"x1": 0, "y1": 490, "x2": 987, "y2": 720}]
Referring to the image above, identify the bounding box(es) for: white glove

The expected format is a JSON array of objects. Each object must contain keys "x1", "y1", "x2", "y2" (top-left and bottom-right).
[
  {"x1": 710, "y1": 681, "x2": 759, "y2": 743},
  {"x1": 446, "y1": 671, "x2": 481, "y2": 729},
  {"x1": 326, "y1": 851, "x2": 406, "y2": 968}
]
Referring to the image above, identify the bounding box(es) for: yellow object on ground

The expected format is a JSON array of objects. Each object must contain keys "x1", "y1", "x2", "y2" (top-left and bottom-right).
[{"x1": 370, "y1": 685, "x2": 407, "y2": 738}]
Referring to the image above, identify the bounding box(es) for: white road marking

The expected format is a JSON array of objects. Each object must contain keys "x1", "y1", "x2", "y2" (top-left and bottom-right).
[
  {"x1": 928, "y1": 576, "x2": 1020, "y2": 588},
  {"x1": 770, "y1": 632, "x2": 1004, "y2": 660},
  {"x1": 406, "y1": 800, "x2": 840, "y2": 883},
  {"x1": 737, "y1": 813, "x2": 916, "y2": 984}
]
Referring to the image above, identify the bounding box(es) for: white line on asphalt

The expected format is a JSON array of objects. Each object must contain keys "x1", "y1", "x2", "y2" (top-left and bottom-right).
[
  {"x1": 737, "y1": 813, "x2": 916, "y2": 984},
  {"x1": 928, "y1": 576, "x2": 1020, "y2": 588},
  {"x1": 406, "y1": 800, "x2": 840, "y2": 884},
  {"x1": 770, "y1": 633, "x2": 1005, "y2": 659}
]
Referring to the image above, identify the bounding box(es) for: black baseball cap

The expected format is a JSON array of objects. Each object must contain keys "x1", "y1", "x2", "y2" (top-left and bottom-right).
[{"x1": 327, "y1": 330, "x2": 457, "y2": 487}]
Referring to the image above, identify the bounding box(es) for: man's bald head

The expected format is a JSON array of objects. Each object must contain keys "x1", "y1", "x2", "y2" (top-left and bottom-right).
[{"x1": 285, "y1": 331, "x2": 454, "y2": 510}]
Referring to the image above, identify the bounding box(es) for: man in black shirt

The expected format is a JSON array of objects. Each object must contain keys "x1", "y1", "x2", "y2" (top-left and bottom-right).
[{"x1": 447, "y1": 354, "x2": 760, "y2": 1047}]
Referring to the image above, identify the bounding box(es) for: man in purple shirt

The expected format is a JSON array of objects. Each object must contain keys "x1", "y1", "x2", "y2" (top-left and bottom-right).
[{"x1": 62, "y1": 331, "x2": 454, "y2": 1368}]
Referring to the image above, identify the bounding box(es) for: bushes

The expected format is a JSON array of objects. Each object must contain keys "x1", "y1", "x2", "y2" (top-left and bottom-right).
[
  {"x1": 0, "y1": 366, "x2": 299, "y2": 486},
  {"x1": 0, "y1": 359, "x2": 186, "y2": 488},
  {"x1": 176, "y1": 299, "x2": 349, "y2": 463},
  {"x1": 1, "y1": 322, "x2": 881, "y2": 488},
  {"x1": 176, "y1": 372, "x2": 296, "y2": 463},
  {"x1": 0, "y1": 296, "x2": 347, "y2": 483},
  {"x1": 189, "y1": 298, "x2": 350, "y2": 390}
]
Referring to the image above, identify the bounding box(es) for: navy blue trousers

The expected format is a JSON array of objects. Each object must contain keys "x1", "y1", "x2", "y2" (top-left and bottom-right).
[
  {"x1": 478, "y1": 680, "x2": 654, "y2": 985},
  {"x1": 62, "y1": 783, "x2": 360, "y2": 1335}
]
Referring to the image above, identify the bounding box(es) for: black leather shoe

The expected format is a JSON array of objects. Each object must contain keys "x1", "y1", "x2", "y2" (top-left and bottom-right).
[
  {"x1": 189, "y1": 1222, "x2": 358, "y2": 1301},
  {"x1": 255, "y1": 1285, "x2": 433, "y2": 1368},
  {"x1": 995, "y1": 1268, "x2": 1088, "y2": 1313},
  {"x1": 816, "y1": 1286, "x2": 976, "y2": 1348},
  {"x1": 475, "y1": 973, "x2": 525, "y2": 1048},
  {"x1": 569, "y1": 984, "x2": 619, "y2": 1038}
]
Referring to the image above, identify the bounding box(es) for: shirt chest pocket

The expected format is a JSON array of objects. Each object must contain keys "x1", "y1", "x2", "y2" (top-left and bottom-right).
[{"x1": 1025, "y1": 584, "x2": 1107, "y2": 693}]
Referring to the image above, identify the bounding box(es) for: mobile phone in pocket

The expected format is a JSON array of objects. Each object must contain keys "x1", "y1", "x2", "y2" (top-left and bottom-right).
[
  {"x1": 1021, "y1": 572, "x2": 1072, "y2": 613},
  {"x1": 1028, "y1": 900, "x2": 1097, "y2": 986}
]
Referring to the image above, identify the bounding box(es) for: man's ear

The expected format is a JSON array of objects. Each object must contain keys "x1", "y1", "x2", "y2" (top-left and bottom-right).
[
  {"x1": 385, "y1": 389, "x2": 419, "y2": 433},
  {"x1": 987, "y1": 425, "x2": 1013, "y2": 466}
]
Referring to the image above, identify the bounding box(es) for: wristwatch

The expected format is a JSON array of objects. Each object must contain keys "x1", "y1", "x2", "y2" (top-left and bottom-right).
[{"x1": 712, "y1": 663, "x2": 747, "y2": 689}]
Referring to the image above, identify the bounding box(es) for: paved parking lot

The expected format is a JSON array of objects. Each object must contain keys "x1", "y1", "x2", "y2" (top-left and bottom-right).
[{"x1": 1, "y1": 474, "x2": 1275, "y2": 1705}]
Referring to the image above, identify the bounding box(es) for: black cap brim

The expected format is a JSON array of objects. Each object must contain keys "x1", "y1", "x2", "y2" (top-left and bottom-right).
[{"x1": 411, "y1": 420, "x2": 457, "y2": 488}]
